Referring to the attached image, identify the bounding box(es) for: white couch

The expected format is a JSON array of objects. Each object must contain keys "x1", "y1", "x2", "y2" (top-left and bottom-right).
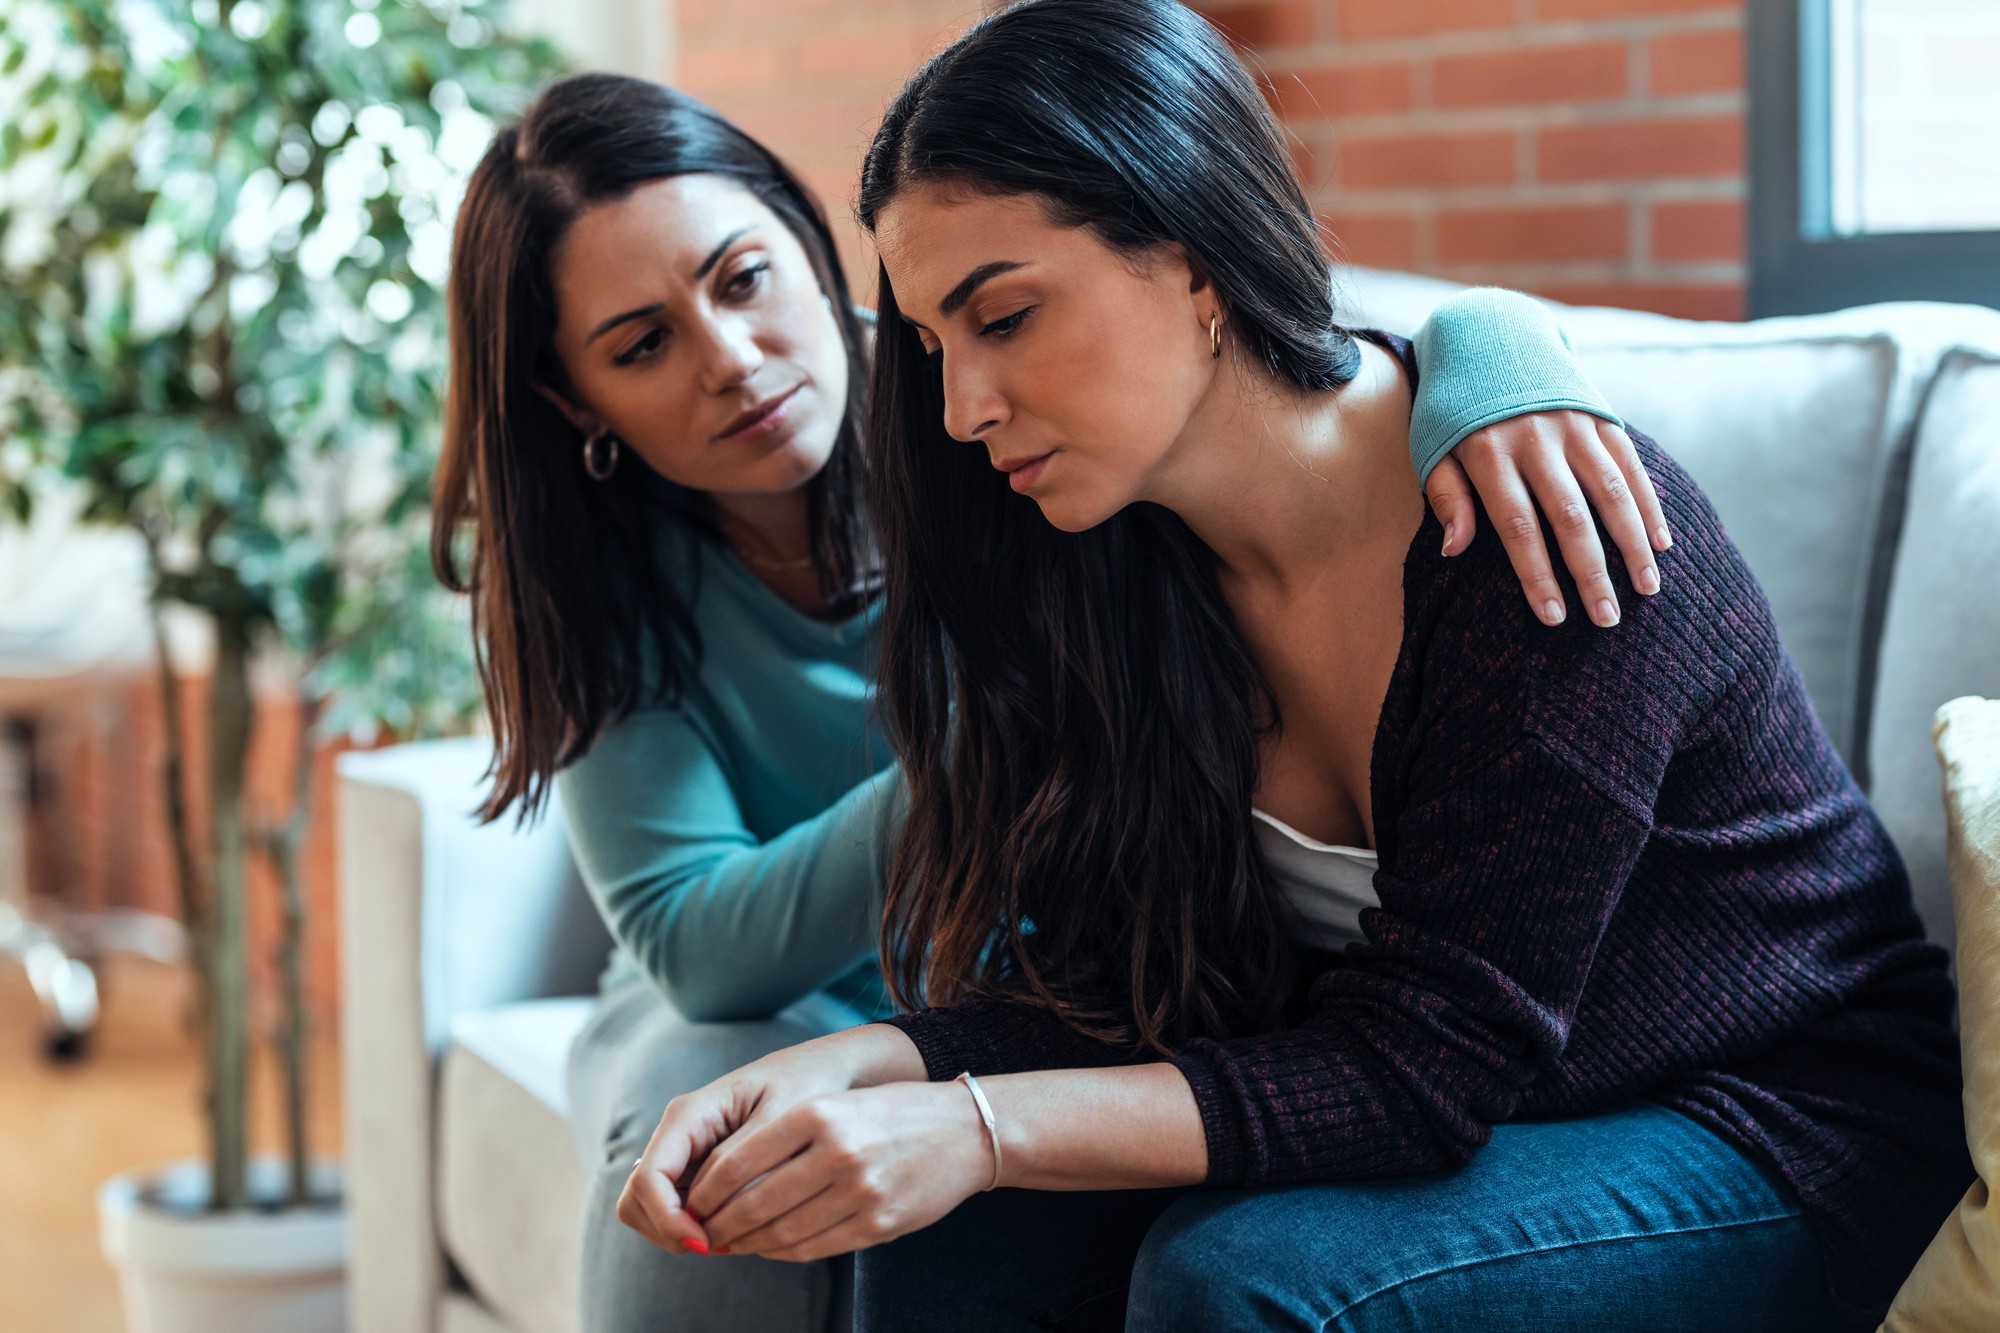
[{"x1": 340, "y1": 271, "x2": 2000, "y2": 1333}]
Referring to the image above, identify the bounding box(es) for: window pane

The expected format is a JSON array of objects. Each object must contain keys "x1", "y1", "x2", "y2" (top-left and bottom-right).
[{"x1": 1827, "y1": 0, "x2": 2000, "y2": 236}]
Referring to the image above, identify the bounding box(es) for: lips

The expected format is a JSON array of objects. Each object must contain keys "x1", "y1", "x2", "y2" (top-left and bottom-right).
[
  {"x1": 995, "y1": 451, "x2": 1055, "y2": 493},
  {"x1": 715, "y1": 385, "x2": 802, "y2": 441}
]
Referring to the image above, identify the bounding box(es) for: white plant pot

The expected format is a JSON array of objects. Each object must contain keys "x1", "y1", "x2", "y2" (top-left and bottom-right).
[{"x1": 98, "y1": 1158, "x2": 347, "y2": 1333}]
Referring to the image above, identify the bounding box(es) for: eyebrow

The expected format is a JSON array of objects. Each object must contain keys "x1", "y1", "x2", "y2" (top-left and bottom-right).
[
  {"x1": 695, "y1": 226, "x2": 753, "y2": 280},
  {"x1": 584, "y1": 226, "x2": 758, "y2": 345},
  {"x1": 938, "y1": 260, "x2": 1027, "y2": 318}
]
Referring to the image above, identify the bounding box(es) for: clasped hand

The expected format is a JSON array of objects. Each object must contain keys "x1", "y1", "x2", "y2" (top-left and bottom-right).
[{"x1": 616, "y1": 1039, "x2": 994, "y2": 1263}]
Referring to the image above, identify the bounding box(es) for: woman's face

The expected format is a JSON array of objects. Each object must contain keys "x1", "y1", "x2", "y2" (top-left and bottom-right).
[
  {"x1": 546, "y1": 174, "x2": 849, "y2": 499},
  {"x1": 873, "y1": 184, "x2": 1219, "y2": 532}
]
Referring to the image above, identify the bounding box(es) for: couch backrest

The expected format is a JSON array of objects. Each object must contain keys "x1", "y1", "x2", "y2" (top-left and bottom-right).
[
  {"x1": 1867, "y1": 348, "x2": 2000, "y2": 962},
  {"x1": 1572, "y1": 331, "x2": 1906, "y2": 773},
  {"x1": 1339, "y1": 268, "x2": 2000, "y2": 954},
  {"x1": 339, "y1": 738, "x2": 612, "y2": 1052}
]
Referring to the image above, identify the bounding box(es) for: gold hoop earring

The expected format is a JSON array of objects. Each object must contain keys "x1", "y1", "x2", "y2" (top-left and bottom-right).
[
  {"x1": 583, "y1": 430, "x2": 620, "y2": 481},
  {"x1": 1209, "y1": 312, "x2": 1222, "y2": 359}
]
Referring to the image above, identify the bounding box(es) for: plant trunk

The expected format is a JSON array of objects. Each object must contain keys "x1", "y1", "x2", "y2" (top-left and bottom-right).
[
  {"x1": 150, "y1": 602, "x2": 217, "y2": 1185},
  {"x1": 206, "y1": 614, "x2": 255, "y2": 1212},
  {"x1": 266, "y1": 692, "x2": 321, "y2": 1208}
]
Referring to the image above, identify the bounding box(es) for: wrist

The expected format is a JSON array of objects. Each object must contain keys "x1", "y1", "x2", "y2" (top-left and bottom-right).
[
  {"x1": 953, "y1": 1071, "x2": 1004, "y2": 1191},
  {"x1": 798, "y1": 1021, "x2": 925, "y2": 1089},
  {"x1": 851, "y1": 1021, "x2": 928, "y2": 1086}
]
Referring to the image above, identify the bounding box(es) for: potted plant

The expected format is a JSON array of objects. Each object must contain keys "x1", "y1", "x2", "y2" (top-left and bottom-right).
[{"x1": 0, "y1": 2, "x2": 559, "y2": 1328}]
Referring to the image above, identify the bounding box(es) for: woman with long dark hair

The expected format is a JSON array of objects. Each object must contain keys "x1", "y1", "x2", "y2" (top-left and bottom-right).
[
  {"x1": 437, "y1": 68, "x2": 1664, "y2": 1333},
  {"x1": 612, "y1": 6, "x2": 1968, "y2": 1329}
]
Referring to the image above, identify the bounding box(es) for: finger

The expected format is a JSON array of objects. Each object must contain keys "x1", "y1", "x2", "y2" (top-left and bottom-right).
[
  {"x1": 619, "y1": 1170, "x2": 669, "y2": 1247},
  {"x1": 615, "y1": 1174, "x2": 658, "y2": 1243},
  {"x1": 684, "y1": 1104, "x2": 822, "y2": 1220},
  {"x1": 1565, "y1": 428, "x2": 1660, "y2": 597},
  {"x1": 1466, "y1": 446, "x2": 1569, "y2": 627},
  {"x1": 629, "y1": 1103, "x2": 720, "y2": 1253},
  {"x1": 1598, "y1": 419, "x2": 1671, "y2": 553},
  {"x1": 710, "y1": 1168, "x2": 844, "y2": 1255},
  {"x1": 1519, "y1": 441, "x2": 1620, "y2": 628},
  {"x1": 700, "y1": 1152, "x2": 828, "y2": 1249},
  {"x1": 1423, "y1": 454, "x2": 1478, "y2": 557},
  {"x1": 761, "y1": 1208, "x2": 900, "y2": 1265},
  {"x1": 628, "y1": 1157, "x2": 713, "y2": 1255}
]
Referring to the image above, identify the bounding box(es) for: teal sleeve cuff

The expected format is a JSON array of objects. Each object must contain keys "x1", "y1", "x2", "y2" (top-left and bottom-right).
[{"x1": 1407, "y1": 288, "x2": 1622, "y2": 487}]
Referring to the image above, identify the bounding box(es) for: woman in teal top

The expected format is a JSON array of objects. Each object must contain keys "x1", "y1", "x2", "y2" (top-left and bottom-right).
[{"x1": 433, "y1": 73, "x2": 1664, "y2": 1333}]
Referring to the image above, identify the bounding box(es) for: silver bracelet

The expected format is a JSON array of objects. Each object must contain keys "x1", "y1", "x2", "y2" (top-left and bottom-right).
[{"x1": 955, "y1": 1071, "x2": 1003, "y2": 1191}]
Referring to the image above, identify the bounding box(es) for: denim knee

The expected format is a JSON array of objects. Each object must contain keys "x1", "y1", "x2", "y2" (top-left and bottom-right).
[{"x1": 1127, "y1": 1192, "x2": 1320, "y2": 1333}]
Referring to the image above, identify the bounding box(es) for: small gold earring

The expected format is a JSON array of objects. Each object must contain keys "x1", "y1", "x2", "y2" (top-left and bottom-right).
[{"x1": 1209, "y1": 312, "x2": 1222, "y2": 359}]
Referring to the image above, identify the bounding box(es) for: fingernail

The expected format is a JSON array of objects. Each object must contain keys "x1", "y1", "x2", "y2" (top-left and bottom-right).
[
  {"x1": 1596, "y1": 599, "x2": 1619, "y2": 627},
  {"x1": 1637, "y1": 565, "x2": 1659, "y2": 594},
  {"x1": 715, "y1": 1246, "x2": 732, "y2": 1255},
  {"x1": 1655, "y1": 525, "x2": 1673, "y2": 550},
  {"x1": 684, "y1": 1237, "x2": 710, "y2": 1256},
  {"x1": 1542, "y1": 600, "x2": 1565, "y2": 626},
  {"x1": 1441, "y1": 521, "x2": 1457, "y2": 555}
]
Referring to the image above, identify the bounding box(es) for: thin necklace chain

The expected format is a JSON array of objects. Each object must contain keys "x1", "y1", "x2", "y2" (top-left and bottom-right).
[
  {"x1": 734, "y1": 546, "x2": 815, "y2": 574},
  {"x1": 718, "y1": 513, "x2": 815, "y2": 573}
]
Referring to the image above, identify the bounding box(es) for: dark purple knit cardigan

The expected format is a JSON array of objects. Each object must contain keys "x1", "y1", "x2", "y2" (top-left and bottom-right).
[{"x1": 882, "y1": 338, "x2": 1970, "y2": 1317}]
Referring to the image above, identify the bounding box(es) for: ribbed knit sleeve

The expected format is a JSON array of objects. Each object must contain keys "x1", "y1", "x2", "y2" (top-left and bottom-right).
[{"x1": 881, "y1": 995, "x2": 1143, "y2": 1080}]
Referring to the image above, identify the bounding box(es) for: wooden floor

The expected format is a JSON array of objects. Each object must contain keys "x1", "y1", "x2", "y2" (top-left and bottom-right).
[{"x1": 0, "y1": 956, "x2": 343, "y2": 1333}]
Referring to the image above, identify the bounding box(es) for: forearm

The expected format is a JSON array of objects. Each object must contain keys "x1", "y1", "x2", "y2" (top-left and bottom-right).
[
  {"x1": 981, "y1": 1063, "x2": 1208, "y2": 1191},
  {"x1": 823, "y1": 1020, "x2": 930, "y2": 1088},
  {"x1": 576, "y1": 764, "x2": 904, "y2": 1022}
]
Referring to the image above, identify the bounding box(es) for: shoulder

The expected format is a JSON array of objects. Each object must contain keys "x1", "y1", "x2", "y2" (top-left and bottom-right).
[{"x1": 1398, "y1": 428, "x2": 1779, "y2": 773}]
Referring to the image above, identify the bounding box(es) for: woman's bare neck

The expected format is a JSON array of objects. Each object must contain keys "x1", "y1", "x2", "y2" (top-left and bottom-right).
[{"x1": 1148, "y1": 337, "x2": 1420, "y2": 601}]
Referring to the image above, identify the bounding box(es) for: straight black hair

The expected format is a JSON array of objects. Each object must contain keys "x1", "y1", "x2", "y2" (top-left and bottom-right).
[
  {"x1": 859, "y1": 0, "x2": 1362, "y2": 1052},
  {"x1": 434, "y1": 73, "x2": 872, "y2": 820}
]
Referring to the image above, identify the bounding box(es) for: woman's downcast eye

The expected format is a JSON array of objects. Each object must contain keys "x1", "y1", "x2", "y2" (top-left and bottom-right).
[
  {"x1": 607, "y1": 261, "x2": 770, "y2": 368},
  {"x1": 911, "y1": 307, "x2": 1032, "y2": 361},
  {"x1": 723, "y1": 261, "x2": 769, "y2": 300},
  {"x1": 979, "y1": 307, "x2": 1033, "y2": 338},
  {"x1": 614, "y1": 327, "x2": 667, "y2": 366}
]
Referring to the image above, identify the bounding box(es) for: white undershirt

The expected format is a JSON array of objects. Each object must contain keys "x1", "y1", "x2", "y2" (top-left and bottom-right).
[{"x1": 1251, "y1": 808, "x2": 1382, "y2": 952}]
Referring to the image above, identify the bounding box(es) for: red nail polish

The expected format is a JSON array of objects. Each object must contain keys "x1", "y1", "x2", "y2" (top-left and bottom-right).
[
  {"x1": 715, "y1": 1246, "x2": 732, "y2": 1255},
  {"x1": 684, "y1": 1237, "x2": 710, "y2": 1256}
]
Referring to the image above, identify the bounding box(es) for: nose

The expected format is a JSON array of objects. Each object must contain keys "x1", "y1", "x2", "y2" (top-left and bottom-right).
[
  {"x1": 940, "y1": 353, "x2": 1008, "y2": 443},
  {"x1": 696, "y1": 310, "x2": 764, "y2": 395}
]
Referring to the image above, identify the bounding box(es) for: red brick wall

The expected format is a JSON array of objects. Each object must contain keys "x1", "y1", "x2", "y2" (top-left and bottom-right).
[
  {"x1": 1202, "y1": 0, "x2": 1747, "y2": 319},
  {"x1": 674, "y1": 0, "x2": 990, "y2": 295},
  {"x1": 33, "y1": 673, "x2": 352, "y2": 1029},
  {"x1": 674, "y1": 0, "x2": 1745, "y2": 321}
]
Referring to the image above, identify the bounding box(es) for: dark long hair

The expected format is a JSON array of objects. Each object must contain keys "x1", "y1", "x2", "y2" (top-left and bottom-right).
[
  {"x1": 433, "y1": 74, "x2": 872, "y2": 821},
  {"x1": 859, "y1": 0, "x2": 1364, "y2": 1053}
]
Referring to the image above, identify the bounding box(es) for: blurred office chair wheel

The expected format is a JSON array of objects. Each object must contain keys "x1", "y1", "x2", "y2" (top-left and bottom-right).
[{"x1": 45, "y1": 1026, "x2": 89, "y2": 1062}]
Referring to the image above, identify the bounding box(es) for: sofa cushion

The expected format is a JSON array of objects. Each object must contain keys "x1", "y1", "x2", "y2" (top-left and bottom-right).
[
  {"x1": 437, "y1": 1000, "x2": 596, "y2": 1333},
  {"x1": 1573, "y1": 333, "x2": 1901, "y2": 771},
  {"x1": 1883, "y1": 697, "x2": 2000, "y2": 1331},
  {"x1": 1868, "y1": 351, "x2": 2000, "y2": 963}
]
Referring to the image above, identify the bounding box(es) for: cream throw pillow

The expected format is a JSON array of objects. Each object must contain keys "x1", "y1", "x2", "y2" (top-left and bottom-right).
[{"x1": 1882, "y1": 696, "x2": 2000, "y2": 1331}]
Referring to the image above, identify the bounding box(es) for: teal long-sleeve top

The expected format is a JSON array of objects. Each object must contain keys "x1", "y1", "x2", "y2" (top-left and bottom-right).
[{"x1": 554, "y1": 286, "x2": 1619, "y2": 1024}]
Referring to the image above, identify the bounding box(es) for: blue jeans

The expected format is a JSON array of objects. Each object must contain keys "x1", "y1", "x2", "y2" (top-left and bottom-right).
[{"x1": 855, "y1": 1103, "x2": 1855, "y2": 1332}]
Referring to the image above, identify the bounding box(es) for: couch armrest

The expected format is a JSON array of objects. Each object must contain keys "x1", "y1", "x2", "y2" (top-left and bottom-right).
[{"x1": 338, "y1": 737, "x2": 610, "y2": 1333}]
